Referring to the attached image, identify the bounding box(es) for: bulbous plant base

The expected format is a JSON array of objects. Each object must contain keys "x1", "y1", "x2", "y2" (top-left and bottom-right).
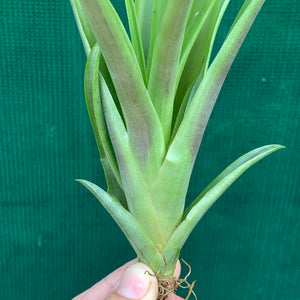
[{"x1": 147, "y1": 259, "x2": 197, "y2": 300}]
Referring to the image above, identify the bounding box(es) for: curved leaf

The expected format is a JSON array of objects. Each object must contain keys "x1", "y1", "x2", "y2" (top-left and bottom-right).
[
  {"x1": 100, "y1": 75, "x2": 167, "y2": 246},
  {"x1": 147, "y1": 0, "x2": 193, "y2": 142},
  {"x1": 79, "y1": 0, "x2": 166, "y2": 177},
  {"x1": 172, "y1": 0, "x2": 230, "y2": 141},
  {"x1": 85, "y1": 45, "x2": 126, "y2": 206},
  {"x1": 178, "y1": 0, "x2": 218, "y2": 84},
  {"x1": 176, "y1": 0, "x2": 266, "y2": 160},
  {"x1": 70, "y1": 0, "x2": 96, "y2": 56},
  {"x1": 77, "y1": 179, "x2": 165, "y2": 271},
  {"x1": 165, "y1": 144, "x2": 285, "y2": 250},
  {"x1": 159, "y1": 0, "x2": 266, "y2": 209},
  {"x1": 85, "y1": 45, "x2": 122, "y2": 189}
]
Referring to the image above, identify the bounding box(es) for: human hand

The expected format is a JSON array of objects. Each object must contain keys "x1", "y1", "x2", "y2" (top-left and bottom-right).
[{"x1": 73, "y1": 259, "x2": 183, "y2": 300}]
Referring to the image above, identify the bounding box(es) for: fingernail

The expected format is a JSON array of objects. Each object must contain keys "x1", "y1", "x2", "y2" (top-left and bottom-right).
[{"x1": 116, "y1": 263, "x2": 150, "y2": 299}]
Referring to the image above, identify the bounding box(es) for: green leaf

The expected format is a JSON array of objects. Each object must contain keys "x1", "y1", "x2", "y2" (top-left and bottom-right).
[
  {"x1": 100, "y1": 157, "x2": 127, "y2": 209},
  {"x1": 202, "y1": 0, "x2": 230, "y2": 73},
  {"x1": 161, "y1": 247, "x2": 180, "y2": 275},
  {"x1": 125, "y1": 0, "x2": 147, "y2": 83},
  {"x1": 147, "y1": 0, "x2": 194, "y2": 142},
  {"x1": 70, "y1": 0, "x2": 96, "y2": 56},
  {"x1": 71, "y1": 0, "x2": 120, "y2": 115},
  {"x1": 149, "y1": 148, "x2": 192, "y2": 241},
  {"x1": 135, "y1": 0, "x2": 153, "y2": 62},
  {"x1": 79, "y1": 0, "x2": 165, "y2": 178},
  {"x1": 100, "y1": 74, "x2": 167, "y2": 246},
  {"x1": 170, "y1": 83, "x2": 195, "y2": 143},
  {"x1": 175, "y1": 0, "x2": 230, "y2": 112},
  {"x1": 85, "y1": 45, "x2": 125, "y2": 206},
  {"x1": 162, "y1": 0, "x2": 266, "y2": 202},
  {"x1": 77, "y1": 179, "x2": 165, "y2": 271},
  {"x1": 165, "y1": 144, "x2": 285, "y2": 250},
  {"x1": 146, "y1": 0, "x2": 169, "y2": 70},
  {"x1": 84, "y1": 45, "x2": 122, "y2": 192},
  {"x1": 178, "y1": 0, "x2": 218, "y2": 82}
]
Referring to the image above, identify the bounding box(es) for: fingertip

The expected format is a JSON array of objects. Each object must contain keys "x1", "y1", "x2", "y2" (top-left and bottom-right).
[{"x1": 107, "y1": 262, "x2": 158, "y2": 300}]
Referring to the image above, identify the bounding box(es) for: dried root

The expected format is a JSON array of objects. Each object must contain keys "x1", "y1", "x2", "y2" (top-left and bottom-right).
[{"x1": 146, "y1": 259, "x2": 197, "y2": 300}]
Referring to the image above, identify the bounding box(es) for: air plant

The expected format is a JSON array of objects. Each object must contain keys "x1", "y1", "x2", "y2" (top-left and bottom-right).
[{"x1": 70, "y1": 0, "x2": 283, "y2": 296}]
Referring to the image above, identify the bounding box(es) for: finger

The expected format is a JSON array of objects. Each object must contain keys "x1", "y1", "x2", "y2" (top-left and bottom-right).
[
  {"x1": 105, "y1": 262, "x2": 158, "y2": 300},
  {"x1": 73, "y1": 259, "x2": 137, "y2": 299}
]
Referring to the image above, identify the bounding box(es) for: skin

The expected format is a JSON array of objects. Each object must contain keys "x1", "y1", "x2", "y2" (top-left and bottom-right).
[{"x1": 73, "y1": 259, "x2": 184, "y2": 300}]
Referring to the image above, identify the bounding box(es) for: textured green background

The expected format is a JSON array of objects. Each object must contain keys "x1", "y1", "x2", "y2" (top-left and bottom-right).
[{"x1": 0, "y1": 1, "x2": 299, "y2": 299}]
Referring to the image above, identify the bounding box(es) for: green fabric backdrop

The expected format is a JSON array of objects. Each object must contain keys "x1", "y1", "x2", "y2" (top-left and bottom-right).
[{"x1": 1, "y1": 1, "x2": 299, "y2": 299}]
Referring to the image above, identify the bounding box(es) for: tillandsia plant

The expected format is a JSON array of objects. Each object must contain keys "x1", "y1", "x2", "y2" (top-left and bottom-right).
[{"x1": 70, "y1": 0, "x2": 284, "y2": 296}]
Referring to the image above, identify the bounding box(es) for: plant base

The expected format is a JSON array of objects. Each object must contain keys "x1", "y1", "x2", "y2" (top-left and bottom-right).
[{"x1": 147, "y1": 259, "x2": 197, "y2": 300}]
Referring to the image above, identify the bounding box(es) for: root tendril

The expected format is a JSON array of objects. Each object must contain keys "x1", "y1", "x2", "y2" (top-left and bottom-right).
[{"x1": 145, "y1": 259, "x2": 197, "y2": 300}]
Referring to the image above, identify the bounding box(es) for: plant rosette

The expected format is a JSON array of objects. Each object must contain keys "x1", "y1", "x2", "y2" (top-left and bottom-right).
[{"x1": 70, "y1": 0, "x2": 284, "y2": 297}]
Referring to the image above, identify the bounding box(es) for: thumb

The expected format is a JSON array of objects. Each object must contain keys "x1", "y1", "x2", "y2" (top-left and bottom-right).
[{"x1": 105, "y1": 262, "x2": 158, "y2": 300}]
